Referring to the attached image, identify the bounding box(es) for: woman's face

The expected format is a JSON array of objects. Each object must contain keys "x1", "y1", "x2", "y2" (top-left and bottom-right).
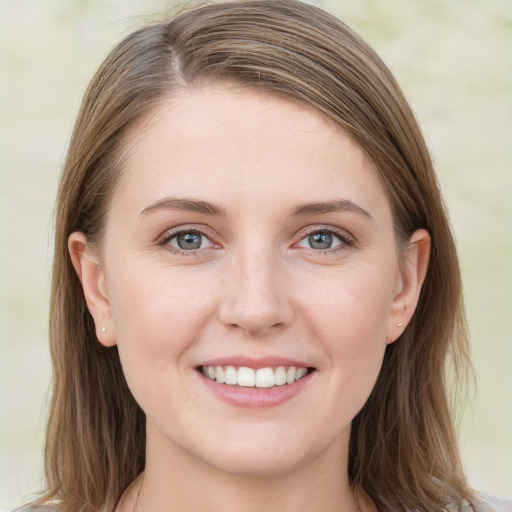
[{"x1": 71, "y1": 85, "x2": 428, "y2": 477}]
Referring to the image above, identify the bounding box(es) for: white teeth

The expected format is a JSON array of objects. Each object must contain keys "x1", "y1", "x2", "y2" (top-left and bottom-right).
[
  {"x1": 255, "y1": 368, "x2": 274, "y2": 388},
  {"x1": 274, "y1": 366, "x2": 287, "y2": 386},
  {"x1": 286, "y1": 367, "x2": 296, "y2": 384},
  {"x1": 295, "y1": 367, "x2": 308, "y2": 381},
  {"x1": 215, "y1": 366, "x2": 225, "y2": 384},
  {"x1": 237, "y1": 367, "x2": 255, "y2": 387},
  {"x1": 202, "y1": 365, "x2": 310, "y2": 388},
  {"x1": 224, "y1": 365, "x2": 238, "y2": 385}
]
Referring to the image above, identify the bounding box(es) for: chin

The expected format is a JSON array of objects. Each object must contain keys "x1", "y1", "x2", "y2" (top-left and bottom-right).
[
  {"x1": 207, "y1": 449, "x2": 307, "y2": 478},
  {"x1": 192, "y1": 429, "x2": 319, "y2": 478}
]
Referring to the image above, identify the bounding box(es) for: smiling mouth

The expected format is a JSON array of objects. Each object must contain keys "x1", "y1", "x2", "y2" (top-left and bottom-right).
[{"x1": 199, "y1": 365, "x2": 314, "y2": 388}]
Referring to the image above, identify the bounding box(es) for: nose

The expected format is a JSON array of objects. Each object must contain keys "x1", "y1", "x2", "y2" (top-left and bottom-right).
[{"x1": 218, "y1": 245, "x2": 294, "y2": 337}]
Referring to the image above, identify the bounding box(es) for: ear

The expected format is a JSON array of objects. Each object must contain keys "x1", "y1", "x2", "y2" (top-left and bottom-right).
[
  {"x1": 386, "y1": 229, "x2": 431, "y2": 344},
  {"x1": 68, "y1": 232, "x2": 117, "y2": 347}
]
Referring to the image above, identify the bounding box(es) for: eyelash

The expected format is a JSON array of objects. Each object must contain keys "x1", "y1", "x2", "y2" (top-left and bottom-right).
[
  {"x1": 294, "y1": 226, "x2": 354, "y2": 254},
  {"x1": 157, "y1": 225, "x2": 354, "y2": 256},
  {"x1": 157, "y1": 226, "x2": 219, "y2": 256}
]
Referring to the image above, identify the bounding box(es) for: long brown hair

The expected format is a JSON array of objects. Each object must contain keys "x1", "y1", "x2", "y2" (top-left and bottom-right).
[{"x1": 39, "y1": 1, "x2": 474, "y2": 510}]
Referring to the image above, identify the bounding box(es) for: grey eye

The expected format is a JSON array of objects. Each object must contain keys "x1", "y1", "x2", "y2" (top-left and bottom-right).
[
  {"x1": 308, "y1": 232, "x2": 334, "y2": 250},
  {"x1": 170, "y1": 231, "x2": 205, "y2": 250},
  {"x1": 296, "y1": 229, "x2": 345, "y2": 251}
]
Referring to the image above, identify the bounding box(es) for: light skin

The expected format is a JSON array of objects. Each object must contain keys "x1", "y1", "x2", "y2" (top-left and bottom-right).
[{"x1": 69, "y1": 85, "x2": 430, "y2": 512}]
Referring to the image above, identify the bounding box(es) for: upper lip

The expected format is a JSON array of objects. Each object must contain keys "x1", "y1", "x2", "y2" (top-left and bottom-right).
[{"x1": 198, "y1": 356, "x2": 312, "y2": 369}]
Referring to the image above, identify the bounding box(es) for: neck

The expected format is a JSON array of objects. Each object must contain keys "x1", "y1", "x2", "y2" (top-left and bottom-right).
[{"x1": 118, "y1": 424, "x2": 374, "y2": 512}]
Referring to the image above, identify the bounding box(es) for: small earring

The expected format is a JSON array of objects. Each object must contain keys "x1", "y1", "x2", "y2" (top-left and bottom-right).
[
  {"x1": 397, "y1": 323, "x2": 403, "y2": 328},
  {"x1": 101, "y1": 326, "x2": 106, "y2": 333}
]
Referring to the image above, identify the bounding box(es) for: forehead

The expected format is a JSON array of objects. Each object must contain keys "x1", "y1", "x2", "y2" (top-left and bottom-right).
[{"x1": 113, "y1": 85, "x2": 390, "y2": 219}]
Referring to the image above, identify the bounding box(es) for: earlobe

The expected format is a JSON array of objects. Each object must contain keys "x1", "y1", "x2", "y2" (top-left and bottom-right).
[
  {"x1": 386, "y1": 229, "x2": 431, "y2": 344},
  {"x1": 68, "y1": 232, "x2": 117, "y2": 347}
]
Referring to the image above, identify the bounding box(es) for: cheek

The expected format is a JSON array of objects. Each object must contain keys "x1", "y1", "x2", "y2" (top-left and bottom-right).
[
  {"x1": 106, "y1": 267, "x2": 217, "y2": 393},
  {"x1": 302, "y1": 260, "x2": 396, "y2": 342},
  {"x1": 299, "y1": 262, "x2": 396, "y2": 394},
  {"x1": 110, "y1": 263, "x2": 214, "y2": 337}
]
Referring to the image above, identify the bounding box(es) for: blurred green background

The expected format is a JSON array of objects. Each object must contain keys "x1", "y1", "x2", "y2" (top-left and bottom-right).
[{"x1": 0, "y1": 0, "x2": 510, "y2": 509}]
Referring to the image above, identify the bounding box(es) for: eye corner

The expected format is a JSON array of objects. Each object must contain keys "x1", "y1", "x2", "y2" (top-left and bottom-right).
[
  {"x1": 157, "y1": 225, "x2": 222, "y2": 255},
  {"x1": 293, "y1": 225, "x2": 355, "y2": 253}
]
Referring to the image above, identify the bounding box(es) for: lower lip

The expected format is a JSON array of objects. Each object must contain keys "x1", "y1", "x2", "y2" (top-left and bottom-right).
[{"x1": 199, "y1": 371, "x2": 314, "y2": 409}]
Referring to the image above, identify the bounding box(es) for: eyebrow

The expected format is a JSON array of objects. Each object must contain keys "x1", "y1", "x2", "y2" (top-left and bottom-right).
[
  {"x1": 139, "y1": 197, "x2": 226, "y2": 217},
  {"x1": 289, "y1": 200, "x2": 372, "y2": 219},
  {"x1": 139, "y1": 197, "x2": 371, "y2": 220}
]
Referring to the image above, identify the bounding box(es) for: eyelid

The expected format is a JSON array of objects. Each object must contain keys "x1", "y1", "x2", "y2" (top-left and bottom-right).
[
  {"x1": 155, "y1": 223, "x2": 354, "y2": 255},
  {"x1": 293, "y1": 225, "x2": 355, "y2": 251},
  {"x1": 156, "y1": 224, "x2": 221, "y2": 253}
]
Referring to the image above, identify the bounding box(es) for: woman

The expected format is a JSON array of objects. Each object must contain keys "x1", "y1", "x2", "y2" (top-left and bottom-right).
[{"x1": 17, "y1": 1, "x2": 510, "y2": 511}]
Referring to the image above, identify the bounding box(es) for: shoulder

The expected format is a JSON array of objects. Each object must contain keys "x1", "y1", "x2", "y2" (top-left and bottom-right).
[
  {"x1": 469, "y1": 493, "x2": 512, "y2": 512},
  {"x1": 12, "y1": 506, "x2": 55, "y2": 512}
]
